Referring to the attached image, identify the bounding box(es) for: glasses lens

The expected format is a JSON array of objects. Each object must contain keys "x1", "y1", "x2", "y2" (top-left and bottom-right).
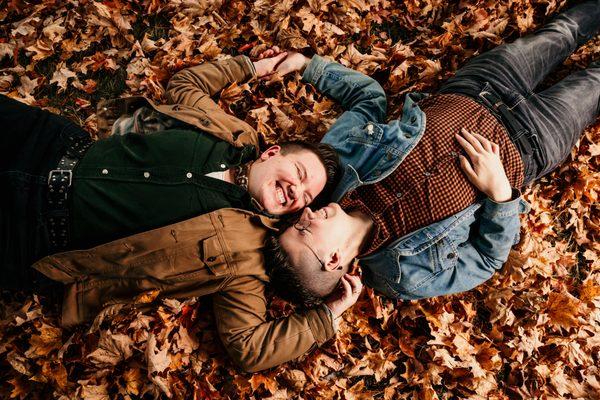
[{"x1": 294, "y1": 219, "x2": 310, "y2": 231}]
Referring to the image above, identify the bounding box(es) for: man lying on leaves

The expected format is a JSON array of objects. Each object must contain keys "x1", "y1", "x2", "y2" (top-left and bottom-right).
[
  {"x1": 0, "y1": 49, "x2": 341, "y2": 288},
  {"x1": 0, "y1": 51, "x2": 349, "y2": 373},
  {"x1": 272, "y1": 1, "x2": 600, "y2": 302}
]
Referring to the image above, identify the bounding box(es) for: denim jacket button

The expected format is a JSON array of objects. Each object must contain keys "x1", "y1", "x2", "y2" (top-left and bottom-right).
[
  {"x1": 366, "y1": 124, "x2": 374, "y2": 135},
  {"x1": 447, "y1": 252, "x2": 456, "y2": 259}
]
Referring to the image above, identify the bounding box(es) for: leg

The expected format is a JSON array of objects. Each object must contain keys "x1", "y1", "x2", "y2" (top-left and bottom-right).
[
  {"x1": 515, "y1": 64, "x2": 600, "y2": 179},
  {"x1": 440, "y1": 1, "x2": 600, "y2": 104},
  {"x1": 0, "y1": 95, "x2": 88, "y2": 289}
]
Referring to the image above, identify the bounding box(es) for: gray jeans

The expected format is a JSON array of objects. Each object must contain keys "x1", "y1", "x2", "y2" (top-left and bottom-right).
[{"x1": 439, "y1": 0, "x2": 600, "y2": 185}]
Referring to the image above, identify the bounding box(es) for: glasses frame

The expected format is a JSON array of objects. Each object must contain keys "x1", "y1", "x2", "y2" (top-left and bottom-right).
[{"x1": 293, "y1": 219, "x2": 326, "y2": 270}]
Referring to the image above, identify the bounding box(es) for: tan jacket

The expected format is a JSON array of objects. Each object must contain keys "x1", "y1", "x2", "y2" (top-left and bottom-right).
[
  {"x1": 96, "y1": 55, "x2": 260, "y2": 149},
  {"x1": 33, "y1": 209, "x2": 335, "y2": 372}
]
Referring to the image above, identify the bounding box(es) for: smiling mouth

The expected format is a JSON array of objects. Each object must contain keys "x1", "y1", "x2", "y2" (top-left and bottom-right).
[{"x1": 275, "y1": 182, "x2": 286, "y2": 205}]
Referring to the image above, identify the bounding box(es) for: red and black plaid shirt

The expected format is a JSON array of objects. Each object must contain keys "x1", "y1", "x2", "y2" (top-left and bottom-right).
[{"x1": 340, "y1": 94, "x2": 525, "y2": 256}]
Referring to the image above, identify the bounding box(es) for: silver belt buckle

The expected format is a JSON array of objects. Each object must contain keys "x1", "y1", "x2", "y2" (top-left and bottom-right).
[{"x1": 48, "y1": 169, "x2": 73, "y2": 186}]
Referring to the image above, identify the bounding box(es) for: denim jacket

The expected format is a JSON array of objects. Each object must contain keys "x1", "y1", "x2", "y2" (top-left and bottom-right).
[{"x1": 302, "y1": 56, "x2": 529, "y2": 300}]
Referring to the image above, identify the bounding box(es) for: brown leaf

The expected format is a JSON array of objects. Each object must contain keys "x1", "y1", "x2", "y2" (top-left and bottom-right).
[
  {"x1": 546, "y1": 292, "x2": 582, "y2": 329},
  {"x1": 25, "y1": 322, "x2": 62, "y2": 358}
]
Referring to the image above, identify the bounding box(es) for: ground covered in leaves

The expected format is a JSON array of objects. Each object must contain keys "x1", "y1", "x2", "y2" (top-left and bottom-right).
[{"x1": 1, "y1": 0, "x2": 599, "y2": 398}]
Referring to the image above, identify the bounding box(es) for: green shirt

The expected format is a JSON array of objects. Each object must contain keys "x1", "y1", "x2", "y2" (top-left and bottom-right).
[{"x1": 71, "y1": 129, "x2": 257, "y2": 248}]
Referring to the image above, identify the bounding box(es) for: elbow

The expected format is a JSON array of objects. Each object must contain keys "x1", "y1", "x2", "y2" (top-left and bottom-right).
[{"x1": 228, "y1": 348, "x2": 268, "y2": 373}]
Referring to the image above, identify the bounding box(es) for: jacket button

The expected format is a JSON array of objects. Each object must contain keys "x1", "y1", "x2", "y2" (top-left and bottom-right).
[
  {"x1": 447, "y1": 253, "x2": 456, "y2": 259},
  {"x1": 220, "y1": 164, "x2": 226, "y2": 169},
  {"x1": 101, "y1": 168, "x2": 109, "y2": 175},
  {"x1": 143, "y1": 172, "x2": 150, "y2": 178},
  {"x1": 366, "y1": 124, "x2": 374, "y2": 135},
  {"x1": 186, "y1": 172, "x2": 193, "y2": 179},
  {"x1": 207, "y1": 256, "x2": 217, "y2": 262}
]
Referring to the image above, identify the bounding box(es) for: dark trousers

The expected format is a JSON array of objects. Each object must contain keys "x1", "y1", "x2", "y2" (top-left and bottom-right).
[
  {"x1": 439, "y1": 0, "x2": 600, "y2": 185},
  {"x1": 0, "y1": 94, "x2": 89, "y2": 289}
]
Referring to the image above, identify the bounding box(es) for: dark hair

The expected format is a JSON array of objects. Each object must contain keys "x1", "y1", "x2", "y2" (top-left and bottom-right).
[
  {"x1": 263, "y1": 233, "x2": 324, "y2": 309},
  {"x1": 279, "y1": 141, "x2": 341, "y2": 209}
]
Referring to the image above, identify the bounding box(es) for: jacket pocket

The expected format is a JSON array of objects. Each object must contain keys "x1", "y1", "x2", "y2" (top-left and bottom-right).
[
  {"x1": 348, "y1": 122, "x2": 384, "y2": 144},
  {"x1": 201, "y1": 235, "x2": 229, "y2": 276}
]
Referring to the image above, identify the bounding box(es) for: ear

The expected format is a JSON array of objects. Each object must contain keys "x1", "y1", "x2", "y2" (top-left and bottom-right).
[
  {"x1": 260, "y1": 145, "x2": 281, "y2": 161},
  {"x1": 325, "y1": 250, "x2": 341, "y2": 272}
]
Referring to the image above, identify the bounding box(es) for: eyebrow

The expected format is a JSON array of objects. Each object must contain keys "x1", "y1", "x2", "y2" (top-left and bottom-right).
[{"x1": 299, "y1": 162, "x2": 312, "y2": 201}]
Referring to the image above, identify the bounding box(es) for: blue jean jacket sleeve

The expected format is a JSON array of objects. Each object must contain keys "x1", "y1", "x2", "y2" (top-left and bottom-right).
[
  {"x1": 302, "y1": 56, "x2": 387, "y2": 136},
  {"x1": 406, "y1": 193, "x2": 524, "y2": 299}
]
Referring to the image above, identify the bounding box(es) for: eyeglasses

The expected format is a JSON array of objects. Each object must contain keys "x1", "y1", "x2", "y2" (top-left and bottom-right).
[{"x1": 293, "y1": 219, "x2": 326, "y2": 270}]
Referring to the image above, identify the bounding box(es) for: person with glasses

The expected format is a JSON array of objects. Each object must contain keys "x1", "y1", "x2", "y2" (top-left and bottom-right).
[{"x1": 266, "y1": 1, "x2": 599, "y2": 306}]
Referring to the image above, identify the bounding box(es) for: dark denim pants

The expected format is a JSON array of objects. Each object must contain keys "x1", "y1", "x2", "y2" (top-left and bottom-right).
[
  {"x1": 439, "y1": 0, "x2": 600, "y2": 185},
  {"x1": 0, "y1": 94, "x2": 89, "y2": 289}
]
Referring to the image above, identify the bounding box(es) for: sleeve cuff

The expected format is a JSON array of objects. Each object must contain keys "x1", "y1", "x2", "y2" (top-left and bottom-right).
[
  {"x1": 306, "y1": 304, "x2": 337, "y2": 345},
  {"x1": 236, "y1": 55, "x2": 256, "y2": 80},
  {"x1": 482, "y1": 188, "x2": 522, "y2": 218},
  {"x1": 301, "y1": 55, "x2": 328, "y2": 85}
]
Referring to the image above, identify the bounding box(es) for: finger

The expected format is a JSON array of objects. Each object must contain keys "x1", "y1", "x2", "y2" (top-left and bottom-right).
[
  {"x1": 271, "y1": 51, "x2": 288, "y2": 66},
  {"x1": 472, "y1": 132, "x2": 493, "y2": 152},
  {"x1": 460, "y1": 128, "x2": 485, "y2": 153},
  {"x1": 340, "y1": 275, "x2": 352, "y2": 297},
  {"x1": 459, "y1": 155, "x2": 477, "y2": 180},
  {"x1": 455, "y1": 133, "x2": 478, "y2": 160},
  {"x1": 258, "y1": 72, "x2": 275, "y2": 81},
  {"x1": 273, "y1": 45, "x2": 280, "y2": 53},
  {"x1": 491, "y1": 142, "x2": 500, "y2": 155}
]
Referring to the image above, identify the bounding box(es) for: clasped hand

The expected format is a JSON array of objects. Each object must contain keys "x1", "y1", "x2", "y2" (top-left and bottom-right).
[
  {"x1": 252, "y1": 47, "x2": 310, "y2": 83},
  {"x1": 455, "y1": 128, "x2": 513, "y2": 203}
]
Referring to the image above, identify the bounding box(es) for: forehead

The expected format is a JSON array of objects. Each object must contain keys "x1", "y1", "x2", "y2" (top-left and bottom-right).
[
  {"x1": 284, "y1": 148, "x2": 320, "y2": 166},
  {"x1": 284, "y1": 149, "x2": 327, "y2": 187}
]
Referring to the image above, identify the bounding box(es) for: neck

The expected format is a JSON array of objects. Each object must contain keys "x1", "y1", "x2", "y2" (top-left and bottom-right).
[
  {"x1": 346, "y1": 209, "x2": 374, "y2": 258},
  {"x1": 224, "y1": 168, "x2": 235, "y2": 184}
]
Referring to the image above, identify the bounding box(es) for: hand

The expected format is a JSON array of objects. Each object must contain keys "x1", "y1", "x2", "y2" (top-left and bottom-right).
[
  {"x1": 257, "y1": 46, "x2": 283, "y2": 60},
  {"x1": 455, "y1": 128, "x2": 513, "y2": 202},
  {"x1": 273, "y1": 51, "x2": 311, "y2": 78},
  {"x1": 324, "y1": 274, "x2": 363, "y2": 318},
  {"x1": 252, "y1": 50, "x2": 288, "y2": 79}
]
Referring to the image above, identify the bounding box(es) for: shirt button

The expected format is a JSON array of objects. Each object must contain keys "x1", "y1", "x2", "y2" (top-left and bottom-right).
[
  {"x1": 186, "y1": 172, "x2": 193, "y2": 179},
  {"x1": 220, "y1": 164, "x2": 226, "y2": 169},
  {"x1": 101, "y1": 168, "x2": 109, "y2": 175},
  {"x1": 143, "y1": 172, "x2": 150, "y2": 178}
]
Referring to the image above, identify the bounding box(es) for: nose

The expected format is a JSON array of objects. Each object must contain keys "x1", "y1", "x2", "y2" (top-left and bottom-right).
[{"x1": 304, "y1": 207, "x2": 317, "y2": 219}]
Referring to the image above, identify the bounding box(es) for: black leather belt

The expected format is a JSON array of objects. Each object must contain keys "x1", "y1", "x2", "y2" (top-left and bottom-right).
[
  {"x1": 47, "y1": 134, "x2": 94, "y2": 251},
  {"x1": 477, "y1": 89, "x2": 541, "y2": 158}
]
